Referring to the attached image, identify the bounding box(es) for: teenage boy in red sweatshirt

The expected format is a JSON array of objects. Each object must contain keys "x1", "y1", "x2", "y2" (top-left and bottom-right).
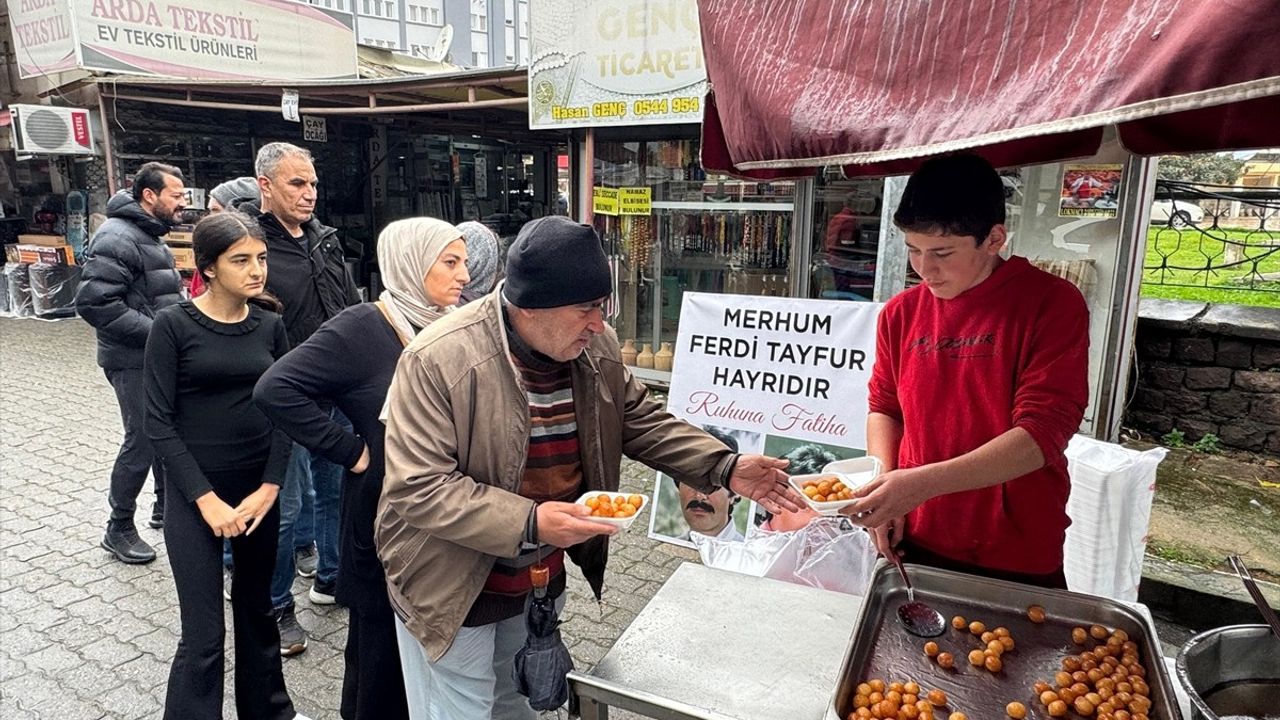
[{"x1": 845, "y1": 154, "x2": 1089, "y2": 588}]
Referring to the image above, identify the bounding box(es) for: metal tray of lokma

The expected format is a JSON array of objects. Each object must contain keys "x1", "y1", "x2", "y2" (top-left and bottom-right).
[{"x1": 827, "y1": 562, "x2": 1181, "y2": 720}]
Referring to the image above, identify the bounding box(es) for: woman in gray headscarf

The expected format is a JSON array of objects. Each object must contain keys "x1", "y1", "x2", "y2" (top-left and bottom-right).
[
  {"x1": 456, "y1": 221, "x2": 501, "y2": 304},
  {"x1": 209, "y1": 177, "x2": 259, "y2": 213},
  {"x1": 254, "y1": 217, "x2": 467, "y2": 720}
]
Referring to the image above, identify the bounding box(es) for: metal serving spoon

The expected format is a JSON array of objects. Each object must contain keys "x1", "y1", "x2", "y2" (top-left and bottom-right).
[{"x1": 889, "y1": 553, "x2": 946, "y2": 637}]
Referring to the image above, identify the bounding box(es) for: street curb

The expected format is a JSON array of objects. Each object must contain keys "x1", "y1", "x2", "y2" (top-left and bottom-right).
[{"x1": 1138, "y1": 557, "x2": 1279, "y2": 632}]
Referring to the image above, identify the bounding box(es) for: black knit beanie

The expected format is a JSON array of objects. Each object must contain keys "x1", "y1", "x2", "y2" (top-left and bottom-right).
[{"x1": 504, "y1": 216, "x2": 612, "y2": 309}]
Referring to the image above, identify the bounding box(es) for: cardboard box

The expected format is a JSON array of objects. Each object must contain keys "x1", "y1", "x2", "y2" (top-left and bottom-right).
[
  {"x1": 17, "y1": 234, "x2": 66, "y2": 247},
  {"x1": 169, "y1": 246, "x2": 196, "y2": 271},
  {"x1": 166, "y1": 231, "x2": 194, "y2": 245},
  {"x1": 17, "y1": 243, "x2": 75, "y2": 266}
]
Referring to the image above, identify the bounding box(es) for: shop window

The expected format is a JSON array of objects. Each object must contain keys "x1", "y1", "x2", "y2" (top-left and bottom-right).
[
  {"x1": 808, "y1": 170, "x2": 883, "y2": 302},
  {"x1": 593, "y1": 135, "x2": 796, "y2": 377}
]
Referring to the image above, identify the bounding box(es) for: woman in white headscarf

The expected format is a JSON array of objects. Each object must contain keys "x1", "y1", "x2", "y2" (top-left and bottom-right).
[{"x1": 254, "y1": 217, "x2": 467, "y2": 720}]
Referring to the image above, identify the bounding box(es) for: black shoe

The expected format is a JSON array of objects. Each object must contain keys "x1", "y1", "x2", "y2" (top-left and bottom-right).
[
  {"x1": 295, "y1": 544, "x2": 318, "y2": 578},
  {"x1": 275, "y1": 606, "x2": 308, "y2": 656},
  {"x1": 101, "y1": 520, "x2": 156, "y2": 564},
  {"x1": 308, "y1": 578, "x2": 337, "y2": 606},
  {"x1": 147, "y1": 503, "x2": 164, "y2": 530}
]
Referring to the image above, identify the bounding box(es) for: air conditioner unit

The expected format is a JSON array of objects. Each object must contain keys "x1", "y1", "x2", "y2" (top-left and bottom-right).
[{"x1": 11, "y1": 105, "x2": 96, "y2": 157}]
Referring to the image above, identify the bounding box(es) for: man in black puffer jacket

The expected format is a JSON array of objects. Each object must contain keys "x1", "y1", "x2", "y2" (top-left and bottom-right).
[{"x1": 75, "y1": 162, "x2": 186, "y2": 564}]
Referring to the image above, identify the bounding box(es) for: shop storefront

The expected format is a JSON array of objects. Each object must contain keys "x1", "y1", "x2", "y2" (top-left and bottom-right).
[
  {"x1": 90, "y1": 69, "x2": 564, "y2": 291},
  {"x1": 523, "y1": 0, "x2": 1196, "y2": 440},
  {"x1": 581, "y1": 126, "x2": 1144, "y2": 440},
  {"x1": 587, "y1": 126, "x2": 798, "y2": 378}
]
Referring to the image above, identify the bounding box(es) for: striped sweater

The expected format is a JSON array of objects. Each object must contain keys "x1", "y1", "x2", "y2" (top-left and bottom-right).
[{"x1": 463, "y1": 308, "x2": 583, "y2": 626}]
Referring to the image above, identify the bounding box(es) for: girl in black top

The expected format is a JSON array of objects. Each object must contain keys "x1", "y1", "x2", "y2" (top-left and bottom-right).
[
  {"x1": 145, "y1": 212, "x2": 307, "y2": 720},
  {"x1": 255, "y1": 217, "x2": 470, "y2": 720}
]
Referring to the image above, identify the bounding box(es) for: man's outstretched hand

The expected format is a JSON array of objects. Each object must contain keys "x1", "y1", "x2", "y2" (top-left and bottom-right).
[{"x1": 727, "y1": 454, "x2": 804, "y2": 514}]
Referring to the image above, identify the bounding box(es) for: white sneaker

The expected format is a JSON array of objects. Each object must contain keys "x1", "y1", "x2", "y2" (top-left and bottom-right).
[{"x1": 294, "y1": 714, "x2": 313, "y2": 720}]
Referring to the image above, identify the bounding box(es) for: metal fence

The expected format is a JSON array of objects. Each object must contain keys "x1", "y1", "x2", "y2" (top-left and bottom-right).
[{"x1": 1143, "y1": 180, "x2": 1280, "y2": 295}]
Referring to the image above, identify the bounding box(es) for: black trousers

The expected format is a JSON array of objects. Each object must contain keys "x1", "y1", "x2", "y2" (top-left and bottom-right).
[
  {"x1": 163, "y1": 467, "x2": 295, "y2": 720},
  {"x1": 105, "y1": 368, "x2": 166, "y2": 522},
  {"x1": 341, "y1": 589, "x2": 410, "y2": 720}
]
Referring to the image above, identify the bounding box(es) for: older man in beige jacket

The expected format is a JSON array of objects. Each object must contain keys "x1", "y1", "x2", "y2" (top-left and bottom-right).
[{"x1": 378, "y1": 216, "x2": 800, "y2": 720}]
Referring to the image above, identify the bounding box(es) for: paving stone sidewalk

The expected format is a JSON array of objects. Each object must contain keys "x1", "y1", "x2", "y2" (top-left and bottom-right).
[{"x1": 1, "y1": 317, "x2": 693, "y2": 719}]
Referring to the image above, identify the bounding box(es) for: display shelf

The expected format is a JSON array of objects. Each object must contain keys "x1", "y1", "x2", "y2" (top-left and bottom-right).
[
  {"x1": 627, "y1": 366, "x2": 672, "y2": 387},
  {"x1": 666, "y1": 257, "x2": 788, "y2": 271},
  {"x1": 651, "y1": 201, "x2": 795, "y2": 212}
]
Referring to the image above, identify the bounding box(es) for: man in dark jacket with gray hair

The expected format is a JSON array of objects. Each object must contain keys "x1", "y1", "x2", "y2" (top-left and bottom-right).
[
  {"x1": 244, "y1": 141, "x2": 360, "y2": 656},
  {"x1": 75, "y1": 161, "x2": 186, "y2": 564}
]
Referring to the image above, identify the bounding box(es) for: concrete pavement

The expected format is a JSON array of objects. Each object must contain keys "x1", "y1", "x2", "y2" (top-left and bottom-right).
[{"x1": 0, "y1": 317, "x2": 692, "y2": 719}]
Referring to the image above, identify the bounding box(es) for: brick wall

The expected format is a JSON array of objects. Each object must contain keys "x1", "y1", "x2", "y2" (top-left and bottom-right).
[{"x1": 1125, "y1": 300, "x2": 1280, "y2": 454}]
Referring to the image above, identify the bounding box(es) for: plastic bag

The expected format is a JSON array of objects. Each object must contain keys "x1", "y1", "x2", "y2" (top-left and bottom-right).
[
  {"x1": 1063, "y1": 435, "x2": 1167, "y2": 602},
  {"x1": 30, "y1": 263, "x2": 81, "y2": 319},
  {"x1": 4, "y1": 263, "x2": 33, "y2": 317},
  {"x1": 0, "y1": 266, "x2": 10, "y2": 316},
  {"x1": 692, "y1": 516, "x2": 878, "y2": 596},
  {"x1": 691, "y1": 527, "x2": 795, "y2": 577}
]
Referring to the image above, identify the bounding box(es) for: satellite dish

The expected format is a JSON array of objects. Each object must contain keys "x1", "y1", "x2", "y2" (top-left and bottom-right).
[{"x1": 427, "y1": 25, "x2": 453, "y2": 62}]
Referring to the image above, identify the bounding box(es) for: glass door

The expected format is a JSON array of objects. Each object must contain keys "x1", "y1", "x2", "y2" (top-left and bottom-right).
[{"x1": 593, "y1": 134, "x2": 796, "y2": 380}]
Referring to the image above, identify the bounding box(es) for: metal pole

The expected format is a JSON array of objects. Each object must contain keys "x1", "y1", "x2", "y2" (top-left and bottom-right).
[
  {"x1": 96, "y1": 90, "x2": 117, "y2": 196},
  {"x1": 579, "y1": 128, "x2": 594, "y2": 224},
  {"x1": 100, "y1": 92, "x2": 526, "y2": 115}
]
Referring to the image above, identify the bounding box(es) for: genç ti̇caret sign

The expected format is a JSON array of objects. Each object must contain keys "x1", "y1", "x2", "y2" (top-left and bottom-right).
[
  {"x1": 528, "y1": 0, "x2": 708, "y2": 129},
  {"x1": 10, "y1": 0, "x2": 357, "y2": 81}
]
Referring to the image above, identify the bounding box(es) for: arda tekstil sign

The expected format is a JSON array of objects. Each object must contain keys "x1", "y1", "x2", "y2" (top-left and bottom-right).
[
  {"x1": 10, "y1": 0, "x2": 358, "y2": 81},
  {"x1": 528, "y1": 0, "x2": 708, "y2": 129}
]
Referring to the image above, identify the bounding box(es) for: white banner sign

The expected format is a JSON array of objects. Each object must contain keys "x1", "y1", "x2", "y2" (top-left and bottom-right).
[
  {"x1": 12, "y1": 0, "x2": 358, "y2": 81},
  {"x1": 528, "y1": 0, "x2": 708, "y2": 129},
  {"x1": 282, "y1": 90, "x2": 300, "y2": 122},
  {"x1": 10, "y1": 0, "x2": 78, "y2": 77},
  {"x1": 648, "y1": 292, "x2": 882, "y2": 547}
]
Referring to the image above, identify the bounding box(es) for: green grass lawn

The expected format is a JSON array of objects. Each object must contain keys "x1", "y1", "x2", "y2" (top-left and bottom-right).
[{"x1": 1141, "y1": 226, "x2": 1280, "y2": 308}]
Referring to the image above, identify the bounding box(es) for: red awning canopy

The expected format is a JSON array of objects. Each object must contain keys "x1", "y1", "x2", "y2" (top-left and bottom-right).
[{"x1": 697, "y1": 0, "x2": 1280, "y2": 179}]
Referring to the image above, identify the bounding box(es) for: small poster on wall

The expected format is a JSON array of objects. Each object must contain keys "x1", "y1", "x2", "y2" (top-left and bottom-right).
[
  {"x1": 474, "y1": 154, "x2": 488, "y2": 198},
  {"x1": 1058, "y1": 163, "x2": 1123, "y2": 218},
  {"x1": 648, "y1": 292, "x2": 881, "y2": 547}
]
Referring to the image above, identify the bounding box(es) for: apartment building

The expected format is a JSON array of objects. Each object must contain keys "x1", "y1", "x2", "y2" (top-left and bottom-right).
[{"x1": 306, "y1": 0, "x2": 530, "y2": 67}]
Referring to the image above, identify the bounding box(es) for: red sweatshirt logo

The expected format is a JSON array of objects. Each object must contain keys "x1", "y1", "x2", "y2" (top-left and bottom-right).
[{"x1": 906, "y1": 333, "x2": 997, "y2": 359}]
